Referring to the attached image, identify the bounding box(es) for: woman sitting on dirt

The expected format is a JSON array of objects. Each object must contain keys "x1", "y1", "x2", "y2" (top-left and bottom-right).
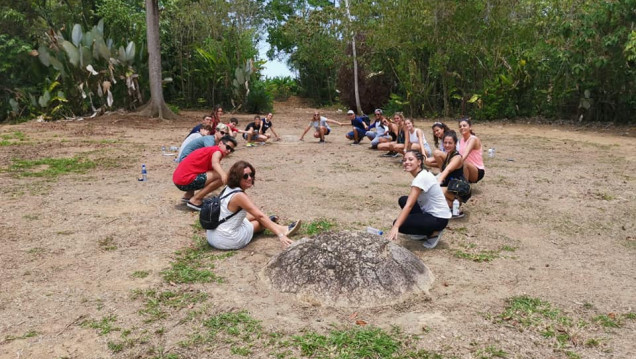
[
  {"x1": 299, "y1": 111, "x2": 344, "y2": 143},
  {"x1": 425, "y1": 121, "x2": 454, "y2": 167},
  {"x1": 388, "y1": 150, "x2": 451, "y2": 249},
  {"x1": 207, "y1": 160, "x2": 301, "y2": 250},
  {"x1": 403, "y1": 118, "x2": 432, "y2": 158},
  {"x1": 365, "y1": 109, "x2": 392, "y2": 149},
  {"x1": 377, "y1": 112, "x2": 406, "y2": 157},
  {"x1": 436, "y1": 131, "x2": 470, "y2": 214},
  {"x1": 458, "y1": 118, "x2": 485, "y2": 183}
]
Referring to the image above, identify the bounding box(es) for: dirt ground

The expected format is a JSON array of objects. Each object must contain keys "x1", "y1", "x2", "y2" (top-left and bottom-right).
[{"x1": 0, "y1": 98, "x2": 635, "y2": 359}]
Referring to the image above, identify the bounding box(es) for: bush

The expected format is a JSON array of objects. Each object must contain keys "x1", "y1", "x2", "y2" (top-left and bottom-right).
[{"x1": 245, "y1": 81, "x2": 273, "y2": 113}]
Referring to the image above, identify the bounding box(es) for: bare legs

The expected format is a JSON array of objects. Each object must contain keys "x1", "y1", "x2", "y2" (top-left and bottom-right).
[{"x1": 188, "y1": 170, "x2": 223, "y2": 206}]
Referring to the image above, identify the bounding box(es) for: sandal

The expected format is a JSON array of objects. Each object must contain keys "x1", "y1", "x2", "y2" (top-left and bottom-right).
[
  {"x1": 269, "y1": 215, "x2": 279, "y2": 223},
  {"x1": 285, "y1": 220, "x2": 302, "y2": 237}
]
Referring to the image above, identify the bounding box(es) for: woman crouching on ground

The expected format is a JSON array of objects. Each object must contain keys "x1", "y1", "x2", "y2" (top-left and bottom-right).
[
  {"x1": 425, "y1": 121, "x2": 453, "y2": 168},
  {"x1": 458, "y1": 118, "x2": 485, "y2": 183},
  {"x1": 388, "y1": 150, "x2": 451, "y2": 249},
  {"x1": 207, "y1": 161, "x2": 301, "y2": 250},
  {"x1": 437, "y1": 131, "x2": 470, "y2": 216}
]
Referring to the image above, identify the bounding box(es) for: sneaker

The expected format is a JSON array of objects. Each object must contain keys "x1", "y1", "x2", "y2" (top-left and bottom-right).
[
  {"x1": 319, "y1": 139, "x2": 325, "y2": 143},
  {"x1": 350, "y1": 142, "x2": 361, "y2": 146},
  {"x1": 451, "y1": 211, "x2": 465, "y2": 219},
  {"x1": 246, "y1": 142, "x2": 256, "y2": 147},
  {"x1": 390, "y1": 152, "x2": 401, "y2": 158},
  {"x1": 422, "y1": 229, "x2": 444, "y2": 249},
  {"x1": 408, "y1": 234, "x2": 428, "y2": 241},
  {"x1": 381, "y1": 151, "x2": 396, "y2": 157}
]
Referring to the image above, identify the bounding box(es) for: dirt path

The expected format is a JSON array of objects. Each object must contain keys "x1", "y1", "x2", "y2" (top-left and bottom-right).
[{"x1": 0, "y1": 101, "x2": 634, "y2": 358}]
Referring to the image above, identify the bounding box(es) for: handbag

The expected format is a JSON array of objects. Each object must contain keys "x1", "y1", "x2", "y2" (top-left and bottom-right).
[
  {"x1": 199, "y1": 187, "x2": 242, "y2": 230},
  {"x1": 447, "y1": 178, "x2": 471, "y2": 201}
]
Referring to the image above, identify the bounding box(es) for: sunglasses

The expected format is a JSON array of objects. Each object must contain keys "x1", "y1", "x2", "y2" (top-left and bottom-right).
[
  {"x1": 242, "y1": 173, "x2": 254, "y2": 180},
  {"x1": 224, "y1": 143, "x2": 235, "y2": 153},
  {"x1": 219, "y1": 131, "x2": 226, "y2": 135}
]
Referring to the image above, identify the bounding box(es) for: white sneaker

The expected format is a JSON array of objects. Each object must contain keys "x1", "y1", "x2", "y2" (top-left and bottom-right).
[{"x1": 422, "y1": 229, "x2": 444, "y2": 249}]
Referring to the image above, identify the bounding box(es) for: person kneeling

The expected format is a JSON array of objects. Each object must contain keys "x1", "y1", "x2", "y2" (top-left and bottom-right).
[
  {"x1": 388, "y1": 150, "x2": 451, "y2": 249},
  {"x1": 207, "y1": 161, "x2": 301, "y2": 250}
]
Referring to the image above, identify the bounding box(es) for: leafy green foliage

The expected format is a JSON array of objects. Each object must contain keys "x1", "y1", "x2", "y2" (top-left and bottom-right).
[
  {"x1": 245, "y1": 80, "x2": 273, "y2": 113},
  {"x1": 81, "y1": 314, "x2": 120, "y2": 335},
  {"x1": 303, "y1": 218, "x2": 336, "y2": 236},
  {"x1": 264, "y1": 76, "x2": 298, "y2": 101}
]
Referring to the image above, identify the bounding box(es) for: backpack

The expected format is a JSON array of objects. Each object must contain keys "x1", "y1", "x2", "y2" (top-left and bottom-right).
[{"x1": 199, "y1": 187, "x2": 242, "y2": 230}]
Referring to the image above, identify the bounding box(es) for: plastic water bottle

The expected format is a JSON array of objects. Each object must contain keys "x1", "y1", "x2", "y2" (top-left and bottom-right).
[
  {"x1": 169, "y1": 145, "x2": 179, "y2": 152},
  {"x1": 161, "y1": 145, "x2": 166, "y2": 154},
  {"x1": 452, "y1": 199, "x2": 460, "y2": 216},
  {"x1": 366, "y1": 226, "x2": 383, "y2": 235},
  {"x1": 488, "y1": 148, "x2": 495, "y2": 158},
  {"x1": 140, "y1": 164, "x2": 147, "y2": 181}
]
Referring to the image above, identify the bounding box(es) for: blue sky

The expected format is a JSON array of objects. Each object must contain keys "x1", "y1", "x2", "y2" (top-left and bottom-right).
[{"x1": 259, "y1": 40, "x2": 295, "y2": 78}]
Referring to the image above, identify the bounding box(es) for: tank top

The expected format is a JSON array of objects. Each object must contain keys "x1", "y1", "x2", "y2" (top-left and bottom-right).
[{"x1": 459, "y1": 135, "x2": 485, "y2": 170}]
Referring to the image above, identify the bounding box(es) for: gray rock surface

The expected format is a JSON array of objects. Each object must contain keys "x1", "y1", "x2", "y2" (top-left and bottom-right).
[{"x1": 262, "y1": 231, "x2": 434, "y2": 308}]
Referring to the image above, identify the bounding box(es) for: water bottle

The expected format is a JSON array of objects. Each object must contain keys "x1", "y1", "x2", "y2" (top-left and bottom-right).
[
  {"x1": 366, "y1": 226, "x2": 383, "y2": 235},
  {"x1": 452, "y1": 199, "x2": 460, "y2": 216},
  {"x1": 488, "y1": 148, "x2": 494, "y2": 158},
  {"x1": 169, "y1": 145, "x2": 179, "y2": 152},
  {"x1": 161, "y1": 145, "x2": 166, "y2": 154},
  {"x1": 140, "y1": 164, "x2": 147, "y2": 181}
]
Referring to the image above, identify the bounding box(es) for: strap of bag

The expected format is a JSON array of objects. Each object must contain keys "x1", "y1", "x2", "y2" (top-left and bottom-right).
[{"x1": 218, "y1": 188, "x2": 243, "y2": 225}]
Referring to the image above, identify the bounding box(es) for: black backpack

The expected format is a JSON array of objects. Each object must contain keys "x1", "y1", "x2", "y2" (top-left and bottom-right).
[{"x1": 199, "y1": 187, "x2": 242, "y2": 230}]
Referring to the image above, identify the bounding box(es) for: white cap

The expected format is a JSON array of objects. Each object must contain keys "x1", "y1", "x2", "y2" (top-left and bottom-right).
[{"x1": 347, "y1": 110, "x2": 355, "y2": 115}]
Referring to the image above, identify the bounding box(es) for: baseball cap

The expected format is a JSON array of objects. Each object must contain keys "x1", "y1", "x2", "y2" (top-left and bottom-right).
[
  {"x1": 347, "y1": 110, "x2": 355, "y2": 115},
  {"x1": 374, "y1": 109, "x2": 383, "y2": 114}
]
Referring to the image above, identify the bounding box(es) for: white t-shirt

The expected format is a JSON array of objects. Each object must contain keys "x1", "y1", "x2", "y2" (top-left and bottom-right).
[
  {"x1": 310, "y1": 116, "x2": 331, "y2": 131},
  {"x1": 411, "y1": 170, "x2": 452, "y2": 219}
]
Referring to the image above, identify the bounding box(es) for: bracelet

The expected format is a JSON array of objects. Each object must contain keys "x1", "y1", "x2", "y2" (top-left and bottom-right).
[{"x1": 277, "y1": 232, "x2": 284, "y2": 238}]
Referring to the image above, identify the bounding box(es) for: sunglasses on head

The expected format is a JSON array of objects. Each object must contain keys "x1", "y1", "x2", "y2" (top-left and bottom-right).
[{"x1": 242, "y1": 173, "x2": 254, "y2": 180}]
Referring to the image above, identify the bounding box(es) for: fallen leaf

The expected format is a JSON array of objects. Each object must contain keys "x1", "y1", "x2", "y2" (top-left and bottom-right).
[
  {"x1": 348, "y1": 312, "x2": 358, "y2": 320},
  {"x1": 355, "y1": 320, "x2": 367, "y2": 326}
]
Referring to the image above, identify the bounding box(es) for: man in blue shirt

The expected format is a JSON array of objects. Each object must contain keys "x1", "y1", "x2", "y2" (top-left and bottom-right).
[
  {"x1": 177, "y1": 123, "x2": 230, "y2": 162},
  {"x1": 345, "y1": 110, "x2": 369, "y2": 145}
]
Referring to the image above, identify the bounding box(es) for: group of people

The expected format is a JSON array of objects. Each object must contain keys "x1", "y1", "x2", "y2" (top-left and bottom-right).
[
  {"x1": 297, "y1": 109, "x2": 487, "y2": 249},
  {"x1": 172, "y1": 106, "x2": 301, "y2": 251},
  {"x1": 172, "y1": 105, "x2": 486, "y2": 251}
]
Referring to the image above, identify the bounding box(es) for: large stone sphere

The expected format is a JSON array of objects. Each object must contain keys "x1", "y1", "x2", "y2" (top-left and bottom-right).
[{"x1": 262, "y1": 231, "x2": 434, "y2": 308}]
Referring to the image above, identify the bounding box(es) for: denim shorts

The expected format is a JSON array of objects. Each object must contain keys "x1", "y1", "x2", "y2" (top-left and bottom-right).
[{"x1": 175, "y1": 173, "x2": 207, "y2": 191}]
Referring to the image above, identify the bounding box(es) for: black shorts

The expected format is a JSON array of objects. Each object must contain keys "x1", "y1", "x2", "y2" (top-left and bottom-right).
[{"x1": 473, "y1": 168, "x2": 485, "y2": 183}]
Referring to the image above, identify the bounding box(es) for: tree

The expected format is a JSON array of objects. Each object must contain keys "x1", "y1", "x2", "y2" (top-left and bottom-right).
[{"x1": 137, "y1": 0, "x2": 176, "y2": 119}]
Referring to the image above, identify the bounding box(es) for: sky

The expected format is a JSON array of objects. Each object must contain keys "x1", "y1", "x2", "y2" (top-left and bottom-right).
[{"x1": 258, "y1": 40, "x2": 295, "y2": 79}]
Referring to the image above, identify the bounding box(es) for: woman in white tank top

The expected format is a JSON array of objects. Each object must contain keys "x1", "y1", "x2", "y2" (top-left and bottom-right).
[{"x1": 207, "y1": 161, "x2": 301, "y2": 250}]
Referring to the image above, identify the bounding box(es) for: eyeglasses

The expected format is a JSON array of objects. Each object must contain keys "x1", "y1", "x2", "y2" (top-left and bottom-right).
[{"x1": 242, "y1": 173, "x2": 254, "y2": 180}]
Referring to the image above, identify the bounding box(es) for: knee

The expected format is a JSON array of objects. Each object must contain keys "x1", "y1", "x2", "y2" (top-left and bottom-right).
[{"x1": 398, "y1": 196, "x2": 408, "y2": 208}]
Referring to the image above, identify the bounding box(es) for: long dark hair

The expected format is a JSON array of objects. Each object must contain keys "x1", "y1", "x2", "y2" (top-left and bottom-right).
[
  {"x1": 441, "y1": 131, "x2": 459, "y2": 169},
  {"x1": 227, "y1": 160, "x2": 256, "y2": 188},
  {"x1": 432, "y1": 122, "x2": 452, "y2": 148},
  {"x1": 458, "y1": 117, "x2": 475, "y2": 135}
]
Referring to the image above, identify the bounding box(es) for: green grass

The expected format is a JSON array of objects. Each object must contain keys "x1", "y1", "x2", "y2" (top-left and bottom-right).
[
  {"x1": 81, "y1": 314, "x2": 120, "y2": 335},
  {"x1": 0, "y1": 131, "x2": 27, "y2": 146},
  {"x1": 303, "y1": 218, "x2": 337, "y2": 235},
  {"x1": 592, "y1": 314, "x2": 621, "y2": 328},
  {"x1": 160, "y1": 234, "x2": 235, "y2": 284},
  {"x1": 8, "y1": 156, "x2": 96, "y2": 178},
  {"x1": 131, "y1": 270, "x2": 150, "y2": 279},
  {"x1": 475, "y1": 345, "x2": 508, "y2": 358},
  {"x1": 131, "y1": 289, "x2": 208, "y2": 323},
  {"x1": 98, "y1": 236, "x2": 117, "y2": 251},
  {"x1": 4, "y1": 330, "x2": 38, "y2": 342},
  {"x1": 293, "y1": 326, "x2": 401, "y2": 358}
]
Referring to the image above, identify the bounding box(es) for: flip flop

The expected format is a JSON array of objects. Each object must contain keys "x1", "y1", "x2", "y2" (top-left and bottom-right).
[
  {"x1": 269, "y1": 215, "x2": 279, "y2": 223},
  {"x1": 181, "y1": 197, "x2": 191, "y2": 203},
  {"x1": 186, "y1": 201, "x2": 202, "y2": 211},
  {"x1": 285, "y1": 220, "x2": 302, "y2": 237}
]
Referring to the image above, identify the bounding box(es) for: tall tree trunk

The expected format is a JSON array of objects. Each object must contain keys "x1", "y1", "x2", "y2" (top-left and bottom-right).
[
  {"x1": 137, "y1": 0, "x2": 176, "y2": 119},
  {"x1": 343, "y1": 0, "x2": 362, "y2": 114}
]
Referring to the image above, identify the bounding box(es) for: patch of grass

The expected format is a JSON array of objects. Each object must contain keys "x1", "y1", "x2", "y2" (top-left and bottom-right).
[
  {"x1": 0, "y1": 131, "x2": 28, "y2": 146},
  {"x1": 564, "y1": 350, "x2": 581, "y2": 359},
  {"x1": 107, "y1": 341, "x2": 124, "y2": 353},
  {"x1": 56, "y1": 230, "x2": 74, "y2": 235},
  {"x1": 8, "y1": 156, "x2": 96, "y2": 178},
  {"x1": 584, "y1": 338, "x2": 603, "y2": 347},
  {"x1": 81, "y1": 314, "x2": 120, "y2": 335},
  {"x1": 592, "y1": 314, "x2": 621, "y2": 328},
  {"x1": 454, "y1": 249, "x2": 500, "y2": 262},
  {"x1": 293, "y1": 326, "x2": 401, "y2": 358},
  {"x1": 98, "y1": 236, "x2": 117, "y2": 251},
  {"x1": 131, "y1": 270, "x2": 150, "y2": 279},
  {"x1": 131, "y1": 289, "x2": 208, "y2": 323},
  {"x1": 22, "y1": 214, "x2": 40, "y2": 220},
  {"x1": 475, "y1": 345, "x2": 508, "y2": 358},
  {"x1": 4, "y1": 330, "x2": 39, "y2": 342},
  {"x1": 303, "y1": 218, "x2": 337, "y2": 235},
  {"x1": 161, "y1": 234, "x2": 235, "y2": 284},
  {"x1": 26, "y1": 247, "x2": 45, "y2": 255}
]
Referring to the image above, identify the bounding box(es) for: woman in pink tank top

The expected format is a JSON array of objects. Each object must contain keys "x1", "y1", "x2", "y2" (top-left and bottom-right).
[{"x1": 458, "y1": 118, "x2": 485, "y2": 183}]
